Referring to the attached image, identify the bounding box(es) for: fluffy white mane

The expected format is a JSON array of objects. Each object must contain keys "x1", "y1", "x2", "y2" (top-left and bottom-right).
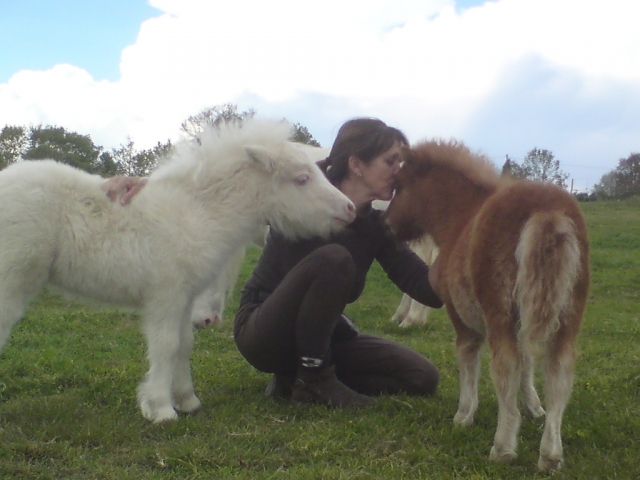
[{"x1": 150, "y1": 119, "x2": 294, "y2": 186}]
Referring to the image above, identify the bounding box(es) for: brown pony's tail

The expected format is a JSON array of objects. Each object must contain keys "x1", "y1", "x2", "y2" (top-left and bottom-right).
[{"x1": 514, "y1": 211, "x2": 582, "y2": 356}]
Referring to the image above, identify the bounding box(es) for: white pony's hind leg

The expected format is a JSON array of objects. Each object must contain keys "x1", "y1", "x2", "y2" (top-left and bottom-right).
[
  {"x1": 173, "y1": 315, "x2": 201, "y2": 414},
  {"x1": 399, "y1": 299, "x2": 430, "y2": 328},
  {"x1": 0, "y1": 291, "x2": 30, "y2": 352},
  {"x1": 0, "y1": 274, "x2": 47, "y2": 352},
  {"x1": 138, "y1": 298, "x2": 190, "y2": 423},
  {"x1": 392, "y1": 235, "x2": 438, "y2": 328}
]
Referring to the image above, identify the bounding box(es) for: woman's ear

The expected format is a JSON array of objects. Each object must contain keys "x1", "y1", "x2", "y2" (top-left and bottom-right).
[{"x1": 348, "y1": 155, "x2": 362, "y2": 177}]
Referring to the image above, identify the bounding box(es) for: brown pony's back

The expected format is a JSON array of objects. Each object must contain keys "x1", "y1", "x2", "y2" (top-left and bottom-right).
[{"x1": 385, "y1": 140, "x2": 589, "y2": 473}]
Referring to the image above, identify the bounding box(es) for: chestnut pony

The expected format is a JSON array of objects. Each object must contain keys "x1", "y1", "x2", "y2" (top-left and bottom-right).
[{"x1": 385, "y1": 140, "x2": 589, "y2": 473}]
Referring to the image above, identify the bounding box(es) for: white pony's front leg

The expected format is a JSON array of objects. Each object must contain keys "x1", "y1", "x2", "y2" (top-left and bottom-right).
[
  {"x1": 138, "y1": 299, "x2": 189, "y2": 423},
  {"x1": 173, "y1": 314, "x2": 201, "y2": 414}
]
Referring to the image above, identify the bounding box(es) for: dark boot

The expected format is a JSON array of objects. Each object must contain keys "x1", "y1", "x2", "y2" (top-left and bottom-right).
[
  {"x1": 264, "y1": 373, "x2": 295, "y2": 399},
  {"x1": 291, "y1": 365, "x2": 376, "y2": 408}
]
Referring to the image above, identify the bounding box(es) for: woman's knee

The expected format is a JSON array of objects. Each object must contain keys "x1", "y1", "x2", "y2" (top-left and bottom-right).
[
  {"x1": 311, "y1": 244, "x2": 355, "y2": 285},
  {"x1": 406, "y1": 363, "x2": 440, "y2": 396}
]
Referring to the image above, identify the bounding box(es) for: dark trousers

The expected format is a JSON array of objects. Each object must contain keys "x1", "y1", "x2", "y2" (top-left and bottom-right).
[{"x1": 234, "y1": 244, "x2": 439, "y2": 396}]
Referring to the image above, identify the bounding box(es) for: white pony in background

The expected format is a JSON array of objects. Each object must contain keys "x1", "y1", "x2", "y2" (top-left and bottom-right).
[
  {"x1": 190, "y1": 227, "x2": 268, "y2": 328},
  {"x1": 389, "y1": 235, "x2": 439, "y2": 328},
  {"x1": 190, "y1": 144, "x2": 332, "y2": 328},
  {"x1": 0, "y1": 119, "x2": 355, "y2": 423},
  {"x1": 189, "y1": 246, "x2": 246, "y2": 329},
  {"x1": 372, "y1": 201, "x2": 439, "y2": 328}
]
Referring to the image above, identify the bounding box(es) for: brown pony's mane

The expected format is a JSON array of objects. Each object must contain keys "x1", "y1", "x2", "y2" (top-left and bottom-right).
[{"x1": 410, "y1": 139, "x2": 501, "y2": 191}]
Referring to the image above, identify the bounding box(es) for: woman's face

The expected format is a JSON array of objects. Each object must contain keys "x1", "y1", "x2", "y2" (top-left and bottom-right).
[{"x1": 358, "y1": 141, "x2": 403, "y2": 201}]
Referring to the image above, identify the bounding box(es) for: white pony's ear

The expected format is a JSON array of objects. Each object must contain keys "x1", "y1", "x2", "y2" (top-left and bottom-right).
[{"x1": 245, "y1": 145, "x2": 277, "y2": 172}]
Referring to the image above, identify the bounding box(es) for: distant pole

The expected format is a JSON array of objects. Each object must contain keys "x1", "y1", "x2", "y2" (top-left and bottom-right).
[{"x1": 570, "y1": 178, "x2": 574, "y2": 194}]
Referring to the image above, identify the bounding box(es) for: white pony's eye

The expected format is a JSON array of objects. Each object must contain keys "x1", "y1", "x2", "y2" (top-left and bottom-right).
[{"x1": 295, "y1": 174, "x2": 310, "y2": 186}]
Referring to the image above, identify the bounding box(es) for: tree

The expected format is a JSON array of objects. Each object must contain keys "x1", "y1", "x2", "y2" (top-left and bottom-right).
[
  {"x1": 614, "y1": 152, "x2": 640, "y2": 198},
  {"x1": 180, "y1": 103, "x2": 256, "y2": 140},
  {"x1": 133, "y1": 140, "x2": 174, "y2": 175},
  {"x1": 95, "y1": 151, "x2": 119, "y2": 177},
  {"x1": 593, "y1": 152, "x2": 640, "y2": 200},
  {"x1": 520, "y1": 148, "x2": 569, "y2": 187},
  {"x1": 180, "y1": 104, "x2": 322, "y2": 147},
  {"x1": 290, "y1": 123, "x2": 321, "y2": 147},
  {"x1": 110, "y1": 138, "x2": 137, "y2": 176},
  {"x1": 23, "y1": 125, "x2": 103, "y2": 172},
  {"x1": 110, "y1": 138, "x2": 173, "y2": 177},
  {"x1": 0, "y1": 125, "x2": 28, "y2": 170},
  {"x1": 592, "y1": 171, "x2": 619, "y2": 200},
  {"x1": 500, "y1": 154, "x2": 526, "y2": 178}
]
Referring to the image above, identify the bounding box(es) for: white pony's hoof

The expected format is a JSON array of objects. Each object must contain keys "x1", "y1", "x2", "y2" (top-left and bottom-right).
[
  {"x1": 489, "y1": 445, "x2": 517, "y2": 463},
  {"x1": 151, "y1": 407, "x2": 179, "y2": 424},
  {"x1": 140, "y1": 400, "x2": 178, "y2": 423},
  {"x1": 399, "y1": 319, "x2": 424, "y2": 328},
  {"x1": 176, "y1": 395, "x2": 202, "y2": 413}
]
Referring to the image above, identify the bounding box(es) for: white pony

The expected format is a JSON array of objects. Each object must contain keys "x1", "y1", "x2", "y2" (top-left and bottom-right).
[
  {"x1": 389, "y1": 235, "x2": 439, "y2": 328},
  {"x1": 0, "y1": 119, "x2": 355, "y2": 423},
  {"x1": 372, "y1": 201, "x2": 439, "y2": 328}
]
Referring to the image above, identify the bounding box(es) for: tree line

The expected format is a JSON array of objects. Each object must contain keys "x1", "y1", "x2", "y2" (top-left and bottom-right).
[
  {"x1": 1, "y1": 104, "x2": 637, "y2": 200},
  {"x1": 0, "y1": 104, "x2": 321, "y2": 177},
  {"x1": 590, "y1": 153, "x2": 640, "y2": 200},
  {"x1": 501, "y1": 148, "x2": 569, "y2": 187},
  {"x1": 500, "y1": 148, "x2": 640, "y2": 201}
]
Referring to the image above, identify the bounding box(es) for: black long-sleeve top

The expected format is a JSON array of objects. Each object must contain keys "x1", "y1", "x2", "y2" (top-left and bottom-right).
[{"x1": 239, "y1": 205, "x2": 443, "y2": 309}]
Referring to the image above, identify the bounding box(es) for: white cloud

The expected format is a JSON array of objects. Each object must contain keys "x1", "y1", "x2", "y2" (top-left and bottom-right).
[
  {"x1": 1, "y1": 0, "x2": 638, "y2": 186},
  {"x1": 0, "y1": 65, "x2": 127, "y2": 147}
]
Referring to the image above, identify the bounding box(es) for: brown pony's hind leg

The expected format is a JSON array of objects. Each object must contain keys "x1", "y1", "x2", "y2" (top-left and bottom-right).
[
  {"x1": 487, "y1": 325, "x2": 522, "y2": 463},
  {"x1": 451, "y1": 312, "x2": 484, "y2": 426},
  {"x1": 538, "y1": 320, "x2": 579, "y2": 472},
  {"x1": 520, "y1": 344, "x2": 545, "y2": 418}
]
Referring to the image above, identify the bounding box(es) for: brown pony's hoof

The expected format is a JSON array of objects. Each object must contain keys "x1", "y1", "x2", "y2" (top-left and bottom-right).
[
  {"x1": 489, "y1": 445, "x2": 517, "y2": 463},
  {"x1": 538, "y1": 455, "x2": 564, "y2": 473},
  {"x1": 524, "y1": 405, "x2": 546, "y2": 419},
  {"x1": 453, "y1": 410, "x2": 475, "y2": 426}
]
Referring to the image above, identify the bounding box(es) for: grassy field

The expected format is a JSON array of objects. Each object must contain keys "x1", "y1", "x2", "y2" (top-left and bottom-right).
[{"x1": 1, "y1": 200, "x2": 639, "y2": 479}]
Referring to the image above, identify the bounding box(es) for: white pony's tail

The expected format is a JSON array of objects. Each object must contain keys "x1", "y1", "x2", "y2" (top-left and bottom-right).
[{"x1": 514, "y1": 212, "x2": 582, "y2": 357}]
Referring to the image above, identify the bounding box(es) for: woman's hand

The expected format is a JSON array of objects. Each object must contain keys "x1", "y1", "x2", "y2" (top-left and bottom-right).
[{"x1": 101, "y1": 176, "x2": 148, "y2": 205}]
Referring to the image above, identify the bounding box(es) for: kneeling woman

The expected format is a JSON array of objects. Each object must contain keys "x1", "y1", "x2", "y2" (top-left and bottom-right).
[{"x1": 235, "y1": 118, "x2": 443, "y2": 408}]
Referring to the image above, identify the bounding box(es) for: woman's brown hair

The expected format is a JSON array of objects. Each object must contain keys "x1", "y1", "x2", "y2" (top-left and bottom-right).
[{"x1": 317, "y1": 118, "x2": 408, "y2": 185}]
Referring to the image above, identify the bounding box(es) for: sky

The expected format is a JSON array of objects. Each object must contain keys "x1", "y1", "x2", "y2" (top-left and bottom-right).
[{"x1": 1, "y1": 0, "x2": 639, "y2": 191}]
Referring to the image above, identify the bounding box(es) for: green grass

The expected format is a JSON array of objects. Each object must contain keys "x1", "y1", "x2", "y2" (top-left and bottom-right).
[{"x1": 1, "y1": 200, "x2": 639, "y2": 479}]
